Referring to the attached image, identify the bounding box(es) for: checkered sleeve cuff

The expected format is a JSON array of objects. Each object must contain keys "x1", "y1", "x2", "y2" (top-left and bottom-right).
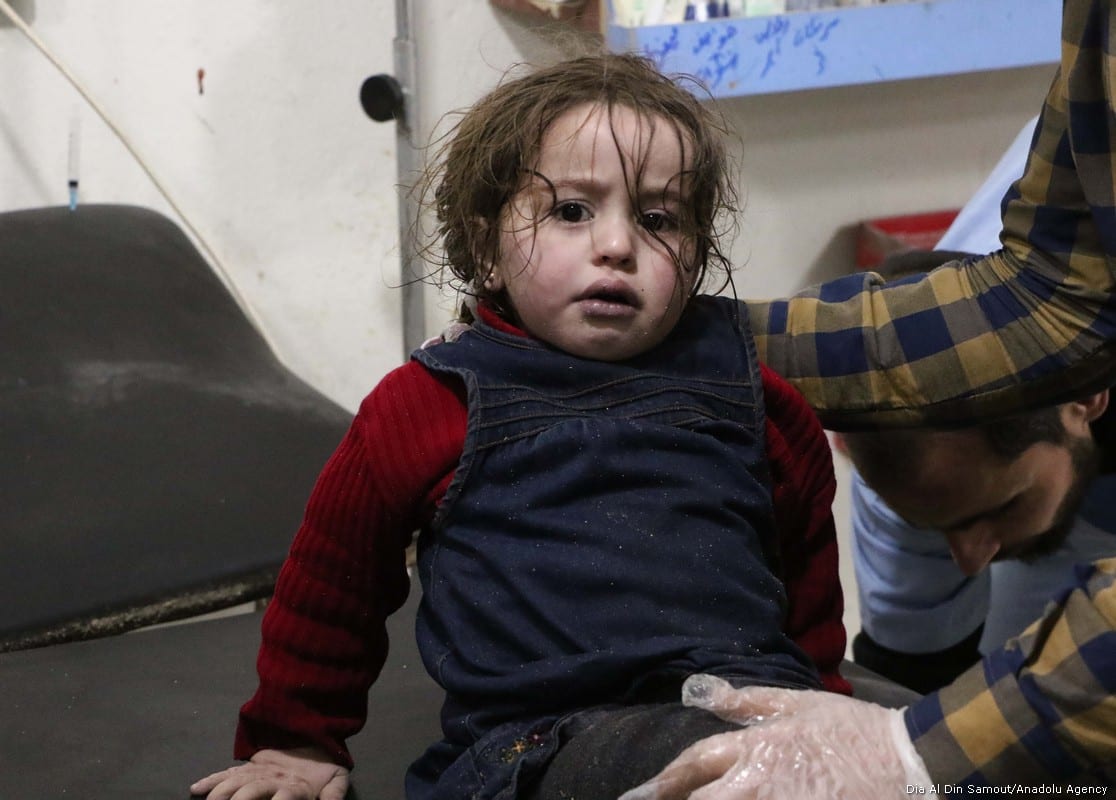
[{"x1": 905, "y1": 558, "x2": 1116, "y2": 786}]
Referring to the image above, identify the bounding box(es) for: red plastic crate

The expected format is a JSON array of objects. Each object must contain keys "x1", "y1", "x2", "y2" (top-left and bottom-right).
[{"x1": 856, "y1": 209, "x2": 960, "y2": 270}]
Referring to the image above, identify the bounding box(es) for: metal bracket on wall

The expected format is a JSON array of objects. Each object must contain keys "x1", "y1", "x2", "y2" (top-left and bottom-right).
[{"x1": 361, "y1": 0, "x2": 424, "y2": 360}]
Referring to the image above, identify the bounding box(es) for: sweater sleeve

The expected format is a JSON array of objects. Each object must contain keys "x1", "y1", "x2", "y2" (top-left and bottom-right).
[
  {"x1": 761, "y1": 363, "x2": 852, "y2": 695},
  {"x1": 234, "y1": 361, "x2": 466, "y2": 769}
]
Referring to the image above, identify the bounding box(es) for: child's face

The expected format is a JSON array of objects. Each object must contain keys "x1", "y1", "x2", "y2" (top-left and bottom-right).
[{"x1": 490, "y1": 103, "x2": 696, "y2": 361}]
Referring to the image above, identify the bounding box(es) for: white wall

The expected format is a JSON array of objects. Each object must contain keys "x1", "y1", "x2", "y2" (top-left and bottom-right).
[{"x1": 0, "y1": 0, "x2": 1055, "y2": 645}]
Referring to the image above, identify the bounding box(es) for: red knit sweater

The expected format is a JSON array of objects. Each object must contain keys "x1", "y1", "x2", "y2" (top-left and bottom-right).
[{"x1": 235, "y1": 320, "x2": 849, "y2": 769}]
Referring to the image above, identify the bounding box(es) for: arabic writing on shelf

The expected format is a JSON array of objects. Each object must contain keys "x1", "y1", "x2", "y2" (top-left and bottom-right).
[{"x1": 607, "y1": 0, "x2": 1060, "y2": 98}]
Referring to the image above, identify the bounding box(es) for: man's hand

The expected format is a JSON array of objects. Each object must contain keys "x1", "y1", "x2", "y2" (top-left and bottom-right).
[
  {"x1": 189, "y1": 747, "x2": 350, "y2": 800},
  {"x1": 619, "y1": 674, "x2": 936, "y2": 799}
]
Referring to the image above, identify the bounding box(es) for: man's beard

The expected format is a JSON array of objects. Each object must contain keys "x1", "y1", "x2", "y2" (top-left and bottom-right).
[{"x1": 998, "y1": 434, "x2": 1102, "y2": 563}]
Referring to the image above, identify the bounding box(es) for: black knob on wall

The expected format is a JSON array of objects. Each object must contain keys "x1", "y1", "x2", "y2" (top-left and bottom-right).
[{"x1": 360, "y1": 74, "x2": 405, "y2": 123}]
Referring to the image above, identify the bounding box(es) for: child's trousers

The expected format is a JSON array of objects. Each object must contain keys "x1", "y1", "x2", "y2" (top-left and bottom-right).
[{"x1": 523, "y1": 702, "x2": 740, "y2": 800}]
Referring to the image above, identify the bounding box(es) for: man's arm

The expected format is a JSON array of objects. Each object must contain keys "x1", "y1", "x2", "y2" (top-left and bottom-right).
[
  {"x1": 905, "y1": 557, "x2": 1116, "y2": 786},
  {"x1": 751, "y1": 0, "x2": 1116, "y2": 429}
]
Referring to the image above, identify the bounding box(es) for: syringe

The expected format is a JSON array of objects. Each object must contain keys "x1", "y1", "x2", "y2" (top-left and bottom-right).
[{"x1": 68, "y1": 111, "x2": 80, "y2": 211}]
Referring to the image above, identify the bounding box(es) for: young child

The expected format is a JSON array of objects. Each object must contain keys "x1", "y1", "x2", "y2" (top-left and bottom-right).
[{"x1": 191, "y1": 53, "x2": 848, "y2": 800}]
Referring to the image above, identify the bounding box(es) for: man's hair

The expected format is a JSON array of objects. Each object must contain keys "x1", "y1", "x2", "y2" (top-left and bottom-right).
[
  {"x1": 980, "y1": 406, "x2": 1069, "y2": 460},
  {"x1": 843, "y1": 405, "x2": 1067, "y2": 491},
  {"x1": 413, "y1": 52, "x2": 741, "y2": 318}
]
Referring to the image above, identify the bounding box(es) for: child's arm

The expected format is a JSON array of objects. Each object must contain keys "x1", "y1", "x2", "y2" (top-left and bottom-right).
[
  {"x1": 760, "y1": 363, "x2": 850, "y2": 694},
  {"x1": 192, "y1": 363, "x2": 466, "y2": 796},
  {"x1": 233, "y1": 390, "x2": 414, "y2": 765}
]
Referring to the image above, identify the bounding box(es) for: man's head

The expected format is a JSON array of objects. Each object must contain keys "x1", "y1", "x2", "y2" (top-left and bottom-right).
[{"x1": 839, "y1": 392, "x2": 1108, "y2": 576}]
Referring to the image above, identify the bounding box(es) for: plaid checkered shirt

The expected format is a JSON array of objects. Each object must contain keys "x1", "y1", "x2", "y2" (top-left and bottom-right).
[
  {"x1": 749, "y1": 0, "x2": 1116, "y2": 785},
  {"x1": 752, "y1": 2, "x2": 1116, "y2": 432}
]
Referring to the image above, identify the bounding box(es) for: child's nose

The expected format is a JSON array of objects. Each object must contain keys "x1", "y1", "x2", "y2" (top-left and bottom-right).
[{"x1": 592, "y1": 213, "x2": 635, "y2": 266}]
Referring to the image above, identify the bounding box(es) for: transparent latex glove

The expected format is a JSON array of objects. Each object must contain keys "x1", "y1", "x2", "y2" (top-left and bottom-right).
[
  {"x1": 189, "y1": 747, "x2": 350, "y2": 800},
  {"x1": 619, "y1": 675, "x2": 937, "y2": 800}
]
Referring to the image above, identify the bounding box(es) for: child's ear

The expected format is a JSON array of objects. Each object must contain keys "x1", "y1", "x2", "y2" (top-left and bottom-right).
[
  {"x1": 481, "y1": 265, "x2": 504, "y2": 292},
  {"x1": 471, "y1": 218, "x2": 504, "y2": 292}
]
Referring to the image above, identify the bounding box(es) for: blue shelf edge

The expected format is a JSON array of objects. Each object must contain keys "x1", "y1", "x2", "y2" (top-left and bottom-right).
[{"x1": 606, "y1": 0, "x2": 1061, "y2": 98}]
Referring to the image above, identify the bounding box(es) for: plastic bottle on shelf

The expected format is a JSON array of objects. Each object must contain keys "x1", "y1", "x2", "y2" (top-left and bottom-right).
[
  {"x1": 785, "y1": 0, "x2": 845, "y2": 9},
  {"x1": 743, "y1": 0, "x2": 786, "y2": 16}
]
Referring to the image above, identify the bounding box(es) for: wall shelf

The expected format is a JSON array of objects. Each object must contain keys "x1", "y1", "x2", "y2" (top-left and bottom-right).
[{"x1": 606, "y1": 0, "x2": 1060, "y2": 98}]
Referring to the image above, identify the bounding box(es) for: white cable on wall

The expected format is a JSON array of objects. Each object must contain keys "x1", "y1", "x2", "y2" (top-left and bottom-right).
[{"x1": 0, "y1": 0, "x2": 283, "y2": 358}]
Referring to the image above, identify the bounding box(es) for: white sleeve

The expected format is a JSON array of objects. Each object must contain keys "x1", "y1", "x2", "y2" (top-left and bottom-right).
[
  {"x1": 850, "y1": 468, "x2": 990, "y2": 652},
  {"x1": 936, "y1": 116, "x2": 1040, "y2": 255}
]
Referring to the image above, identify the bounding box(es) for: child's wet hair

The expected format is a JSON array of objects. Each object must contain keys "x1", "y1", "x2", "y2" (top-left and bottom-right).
[{"x1": 415, "y1": 52, "x2": 740, "y2": 319}]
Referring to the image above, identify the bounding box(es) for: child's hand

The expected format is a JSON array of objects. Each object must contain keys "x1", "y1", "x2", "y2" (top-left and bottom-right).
[
  {"x1": 618, "y1": 675, "x2": 934, "y2": 799},
  {"x1": 189, "y1": 747, "x2": 350, "y2": 800}
]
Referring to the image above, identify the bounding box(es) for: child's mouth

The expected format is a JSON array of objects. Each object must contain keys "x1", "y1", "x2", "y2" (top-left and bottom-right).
[{"x1": 577, "y1": 282, "x2": 639, "y2": 316}]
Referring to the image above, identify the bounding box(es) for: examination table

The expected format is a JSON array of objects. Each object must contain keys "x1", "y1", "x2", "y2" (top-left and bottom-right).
[{"x1": 0, "y1": 580, "x2": 917, "y2": 799}]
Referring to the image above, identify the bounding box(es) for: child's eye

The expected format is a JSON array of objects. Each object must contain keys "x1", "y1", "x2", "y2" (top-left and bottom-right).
[
  {"x1": 640, "y1": 211, "x2": 677, "y2": 233},
  {"x1": 553, "y1": 201, "x2": 590, "y2": 223}
]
